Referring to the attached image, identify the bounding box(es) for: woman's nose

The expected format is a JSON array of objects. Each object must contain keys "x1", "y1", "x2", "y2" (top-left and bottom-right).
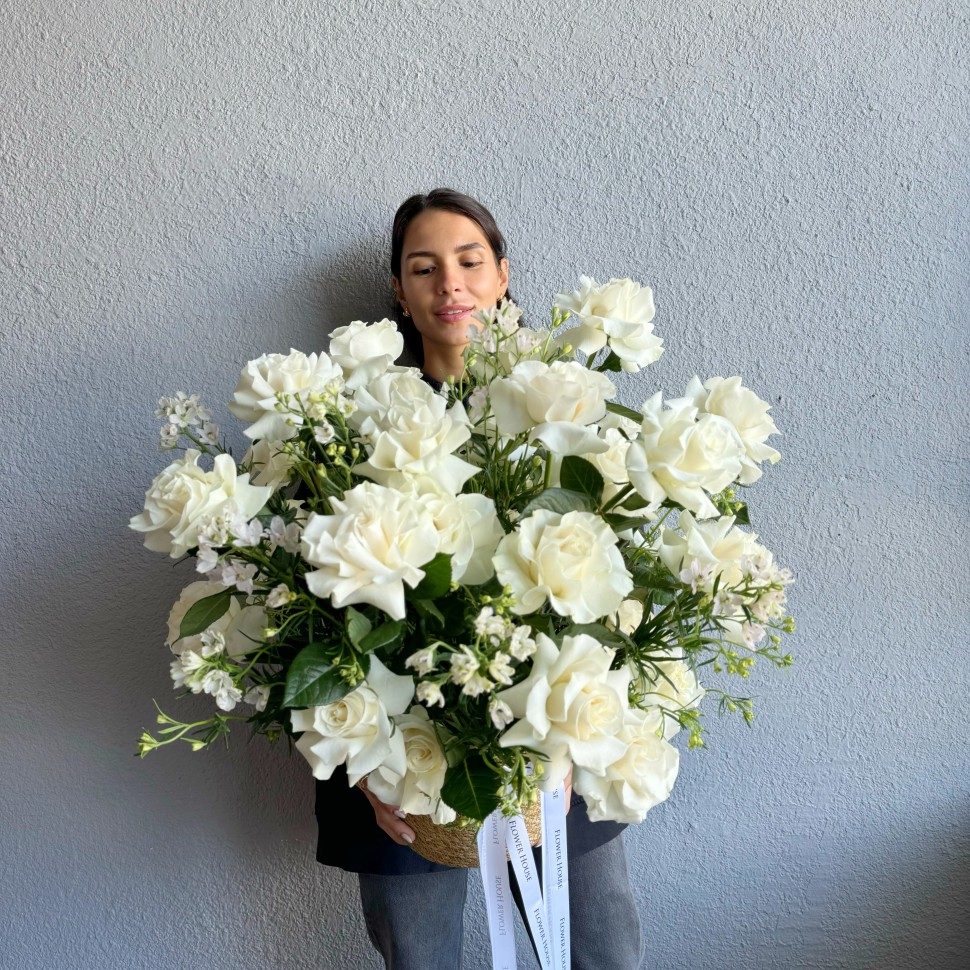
[{"x1": 437, "y1": 265, "x2": 462, "y2": 293}]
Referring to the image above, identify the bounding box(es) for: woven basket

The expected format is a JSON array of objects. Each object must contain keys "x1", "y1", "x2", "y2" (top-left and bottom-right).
[{"x1": 407, "y1": 802, "x2": 543, "y2": 869}]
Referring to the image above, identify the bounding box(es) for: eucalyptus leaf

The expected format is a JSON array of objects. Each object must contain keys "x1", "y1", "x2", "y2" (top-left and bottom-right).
[
  {"x1": 346, "y1": 607, "x2": 372, "y2": 648},
  {"x1": 520, "y1": 487, "x2": 595, "y2": 518},
  {"x1": 359, "y1": 619, "x2": 407, "y2": 654},
  {"x1": 411, "y1": 553, "x2": 453, "y2": 600},
  {"x1": 178, "y1": 588, "x2": 233, "y2": 640},
  {"x1": 440, "y1": 754, "x2": 501, "y2": 822},
  {"x1": 283, "y1": 643, "x2": 351, "y2": 708},
  {"x1": 560, "y1": 456, "x2": 605, "y2": 502}
]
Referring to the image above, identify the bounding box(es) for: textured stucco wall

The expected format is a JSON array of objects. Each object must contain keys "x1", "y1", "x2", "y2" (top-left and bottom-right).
[{"x1": 3, "y1": 1, "x2": 968, "y2": 968}]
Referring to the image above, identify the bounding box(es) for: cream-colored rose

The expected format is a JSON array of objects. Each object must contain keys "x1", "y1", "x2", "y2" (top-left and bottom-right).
[
  {"x1": 554, "y1": 276, "x2": 663, "y2": 372},
  {"x1": 130, "y1": 450, "x2": 272, "y2": 558},
  {"x1": 227, "y1": 349, "x2": 344, "y2": 440},
  {"x1": 328, "y1": 318, "x2": 405, "y2": 390},
  {"x1": 291, "y1": 656, "x2": 414, "y2": 785},
  {"x1": 573, "y1": 708, "x2": 680, "y2": 823},
  {"x1": 498, "y1": 633, "x2": 631, "y2": 785},
  {"x1": 417, "y1": 492, "x2": 505, "y2": 584},
  {"x1": 632, "y1": 655, "x2": 704, "y2": 732},
  {"x1": 366, "y1": 706, "x2": 456, "y2": 823},
  {"x1": 658, "y1": 512, "x2": 760, "y2": 589},
  {"x1": 356, "y1": 397, "x2": 479, "y2": 496},
  {"x1": 243, "y1": 438, "x2": 297, "y2": 491},
  {"x1": 612, "y1": 599, "x2": 644, "y2": 635},
  {"x1": 489, "y1": 359, "x2": 615, "y2": 455},
  {"x1": 301, "y1": 483, "x2": 440, "y2": 620},
  {"x1": 349, "y1": 370, "x2": 438, "y2": 430},
  {"x1": 625, "y1": 395, "x2": 744, "y2": 519},
  {"x1": 494, "y1": 509, "x2": 632, "y2": 623},
  {"x1": 683, "y1": 376, "x2": 781, "y2": 484}
]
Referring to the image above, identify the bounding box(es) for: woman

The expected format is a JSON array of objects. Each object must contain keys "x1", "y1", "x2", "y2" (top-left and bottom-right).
[{"x1": 314, "y1": 189, "x2": 644, "y2": 970}]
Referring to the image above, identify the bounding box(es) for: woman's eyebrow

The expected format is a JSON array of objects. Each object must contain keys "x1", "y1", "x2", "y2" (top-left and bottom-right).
[{"x1": 405, "y1": 242, "x2": 485, "y2": 260}]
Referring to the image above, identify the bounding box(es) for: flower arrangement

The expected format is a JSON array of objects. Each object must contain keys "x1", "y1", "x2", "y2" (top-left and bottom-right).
[{"x1": 132, "y1": 278, "x2": 794, "y2": 829}]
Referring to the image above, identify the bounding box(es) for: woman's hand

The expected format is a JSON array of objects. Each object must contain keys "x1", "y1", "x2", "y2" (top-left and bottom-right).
[{"x1": 358, "y1": 778, "x2": 416, "y2": 845}]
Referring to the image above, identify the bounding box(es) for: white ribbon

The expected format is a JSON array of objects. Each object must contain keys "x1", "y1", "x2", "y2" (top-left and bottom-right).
[{"x1": 478, "y1": 785, "x2": 570, "y2": 970}]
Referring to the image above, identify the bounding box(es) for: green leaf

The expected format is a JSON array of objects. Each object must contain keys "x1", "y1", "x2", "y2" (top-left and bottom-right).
[
  {"x1": 283, "y1": 643, "x2": 351, "y2": 708},
  {"x1": 441, "y1": 754, "x2": 502, "y2": 822},
  {"x1": 358, "y1": 619, "x2": 407, "y2": 654},
  {"x1": 559, "y1": 456, "x2": 604, "y2": 502},
  {"x1": 520, "y1": 487, "x2": 595, "y2": 518},
  {"x1": 561, "y1": 622, "x2": 632, "y2": 651},
  {"x1": 732, "y1": 502, "x2": 751, "y2": 526},
  {"x1": 605, "y1": 401, "x2": 643, "y2": 423},
  {"x1": 415, "y1": 599, "x2": 446, "y2": 627},
  {"x1": 603, "y1": 512, "x2": 655, "y2": 532},
  {"x1": 178, "y1": 588, "x2": 233, "y2": 640},
  {"x1": 411, "y1": 553, "x2": 453, "y2": 600},
  {"x1": 345, "y1": 607, "x2": 372, "y2": 648},
  {"x1": 597, "y1": 350, "x2": 623, "y2": 372}
]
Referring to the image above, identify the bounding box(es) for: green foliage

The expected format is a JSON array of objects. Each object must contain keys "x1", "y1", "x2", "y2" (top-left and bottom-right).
[
  {"x1": 283, "y1": 643, "x2": 355, "y2": 708},
  {"x1": 358, "y1": 619, "x2": 407, "y2": 654},
  {"x1": 441, "y1": 753, "x2": 502, "y2": 822},
  {"x1": 559, "y1": 456, "x2": 605, "y2": 502},
  {"x1": 411, "y1": 553, "x2": 453, "y2": 600},
  {"x1": 178, "y1": 587, "x2": 233, "y2": 640},
  {"x1": 520, "y1": 487, "x2": 595, "y2": 518},
  {"x1": 345, "y1": 607, "x2": 372, "y2": 648}
]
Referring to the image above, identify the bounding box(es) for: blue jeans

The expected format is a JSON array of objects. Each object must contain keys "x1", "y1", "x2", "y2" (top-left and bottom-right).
[{"x1": 358, "y1": 833, "x2": 643, "y2": 969}]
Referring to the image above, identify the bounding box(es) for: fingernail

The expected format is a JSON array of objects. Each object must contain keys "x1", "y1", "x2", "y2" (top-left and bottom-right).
[
  {"x1": 394, "y1": 809, "x2": 407, "y2": 820},
  {"x1": 401, "y1": 832, "x2": 415, "y2": 845}
]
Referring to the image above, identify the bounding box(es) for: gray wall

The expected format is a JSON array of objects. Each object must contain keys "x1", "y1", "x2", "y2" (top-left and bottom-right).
[{"x1": 3, "y1": 1, "x2": 967, "y2": 968}]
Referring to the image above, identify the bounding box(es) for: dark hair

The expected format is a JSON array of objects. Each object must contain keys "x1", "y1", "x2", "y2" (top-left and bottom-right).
[{"x1": 390, "y1": 188, "x2": 511, "y2": 360}]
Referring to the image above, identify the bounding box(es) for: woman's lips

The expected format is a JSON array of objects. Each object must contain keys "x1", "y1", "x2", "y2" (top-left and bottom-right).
[{"x1": 435, "y1": 305, "x2": 474, "y2": 323}]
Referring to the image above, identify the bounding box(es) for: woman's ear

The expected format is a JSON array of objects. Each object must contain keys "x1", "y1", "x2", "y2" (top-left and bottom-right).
[
  {"x1": 391, "y1": 276, "x2": 405, "y2": 307},
  {"x1": 498, "y1": 258, "x2": 509, "y2": 299}
]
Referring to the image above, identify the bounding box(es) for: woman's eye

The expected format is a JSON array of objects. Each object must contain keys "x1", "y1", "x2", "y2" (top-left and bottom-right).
[
  {"x1": 414, "y1": 266, "x2": 434, "y2": 276},
  {"x1": 462, "y1": 261, "x2": 483, "y2": 269}
]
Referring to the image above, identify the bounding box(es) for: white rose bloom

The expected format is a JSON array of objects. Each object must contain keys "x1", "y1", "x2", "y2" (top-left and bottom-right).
[
  {"x1": 498, "y1": 633, "x2": 631, "y2": 786},
  {"x1": 658, "y1": 512, "x2": 759, "y2": 590},
  {"x1": 574, "y1": 709, "x2": 680, "y2": 823},
  {"x1": 612, "y1": 599, "x2": 644, "y2": 635},
  {"x1": 684, "y1": 376, "x2": 780, "y2": 484},
  {"x1": 632, "y1": 655, "x2": 705, "y2": 731},
  {"x1": 625, "y1": 395, "x2": 744, "y2": 519},
  {"x1": 554, "y1": 276, "x2": 663, "y2": 372},
  {"x1": 130, "y1": 450, "x2": 272, "y2": 558},
  {"x1": 350, "y1": 370, "x2": 437, "y2": 430},
  {"x1": 243, "y1": 439, "x2": 297, "y2": 491},
  {"x1": 417, "y1": 492, "x2": 505, "y2": 584},
  {"x1": 494, "y1": 509, "x2": 632, "y2": 623},
  {"x1": 489, "y1": 360, "x2": 616, "y2": 456},
  {"x1": 356, "y1": 397, "x2": 479, "y2": 496},
  {"x1": 290, "y1": 655, "x2": 414, "y2": 785},
  {"x1": 301, "y1": 482, "x2": 440, "y2": 620},
  {"x1": 227, "y1": 349, "x2": 344, "y2": 440},
  {"x1": 366, "y1": 706, "x2": 456, "y2": 823},
  {"x1": 328, "y1": 318, "x2": 405, "y2": 390}
]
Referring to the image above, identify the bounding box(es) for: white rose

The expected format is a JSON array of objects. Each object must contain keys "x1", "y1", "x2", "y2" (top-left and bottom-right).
[
  {"x1": 227, "y1": 349, "x2": 344, "y2": 440},
  {"x1": 625, "y1": 395, "x2": 744, "y2": 519},
  {"x1": 632, "y1": 656, "x2": 704, "y2": 732},
  {"x1": 573, "y1": 708, "x2": 680, "y2": 823},
  {"x1": 489, "y1": 360, "x2": 615, "y2": 455},
  {"x1": 328, "y1": 318, "x2": 405, "y2": 390},
  {"x1": 130, "y1": 450, "x2": 272, "y2": 558},
  {"x1": 356, "y1": 397, "x2": 479, "y2": 496},
  {"x1": 498, "y1": 633, "x2": 631, "y2": 785},
  {"x1": 243, "y1": 439, "x2": 297, "y2": 490},
  {"x1": 554, "y1": 276, "x2": 663, "y2": 372},
  {"x1": 658, "y1": 512, "x2": 759, "y2": 590},
  {"x1": 349, "y1": 370, "x2": 437, "y2": 430},
  {"x1": 683, "y1": 376, "x2": 781, "y2": 483},
  {"x1": 417, "y1": 492, "x2": 505, "y2": 584},
  {"x1": 290, "y1": 655, "x2": 414, "y2": 785},
  {"x1": 301, "y1": 483, "x2": 440, "y2": 620},
  {"x1": 494, "y1": 509, "x2": 632, "y2": 623},
  {"x1": 366, "y1": 705, "x2": 456, "y2": 823},
  {"x1": 612, "y1": 599, "x2": 644, "y2": 635}
]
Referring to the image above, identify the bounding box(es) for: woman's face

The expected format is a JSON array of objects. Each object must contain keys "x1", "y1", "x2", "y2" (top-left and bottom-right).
[{"x1": 393, "y1": 208, "x2": 509, "y2": 354}]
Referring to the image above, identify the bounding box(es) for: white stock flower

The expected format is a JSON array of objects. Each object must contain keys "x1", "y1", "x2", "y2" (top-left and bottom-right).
[
  {"x1": 244, "y1": 685, "x2": 270, "y2": 712},
  {"x1": 328, "y1": 318, "x2": 405, "y2": 390},
  {"x1": 658, "y1": 512, "x2": 759, "y2": 590},
  {"x1": 573, "y1": 709, "x2": 680, "y2": 823},
  {"x1": 684, "y1": 376, "x2": 780, "y2": 483},
  {"x1": 366, "y1": 706, "x2": 456, "y2": 823},
  {"x1": 130, "y1": 451, "x2": 272, "y2": 558},
  {"x1": 554, "y1": 276, "x2": 663, "y2": 372},
  {"x1": 625, "y1": 395, "x2": 744, "y2": 519},
  {"x1": 489, "y1": 697, "x2": 515, "y2": 730},
  {"x1": 417, "y1": 682, "x2": 445, "y2": 708},
  {"x1": 220, "y1": 559, "x2": 258, "y2": 595},
  {"x1": 267, "y1": 515, "x2": 301, "y2": 554},
  {"x1": 489, "y1": 360, "x2": 616, "y2": 455},
  {"x1": 290, "y1": 655, "x2": 414, "y2": 785},
  {"x1": 417, "y1": 492, "x2": 504, "y2": 584},
  {"x1": 498, "y1": 633, "x2": 632, "y2": 787},
  {"x1": 301, "y1": 483, "x2": 440, "y2": 620},
  {"x1": 227, "y1": 349, "x2": 344, "y2": 440},
  {"x1": 265, "y1": 583, "x2": 293, "y2": 609},
  {"x1": 405, "y1": 647, "x2": 437, "y2": 676},
  {"x1": 244, "y1": 439, "x2": 297, "y2": 491},
  {"x1": 494, "y1": 509, "x2": 632, "y2": 623}
]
